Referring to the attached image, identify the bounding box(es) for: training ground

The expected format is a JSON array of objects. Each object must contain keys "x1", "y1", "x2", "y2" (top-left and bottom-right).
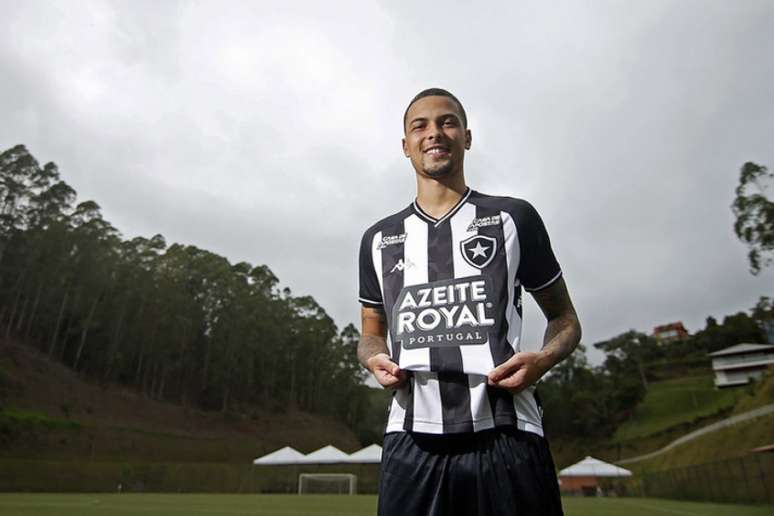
[{"x1": 0, "y1": 494, "x2": 772, "y2": 516}]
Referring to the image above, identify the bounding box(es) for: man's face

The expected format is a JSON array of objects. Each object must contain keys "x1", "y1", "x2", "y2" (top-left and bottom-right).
[{"x1": 402, "y1": 96, "x2": 471, "y2": 179}]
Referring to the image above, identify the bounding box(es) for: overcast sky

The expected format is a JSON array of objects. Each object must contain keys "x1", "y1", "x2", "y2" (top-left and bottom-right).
[{"x1": 2, "y1": 0, "x2": 772, "y2": 365}]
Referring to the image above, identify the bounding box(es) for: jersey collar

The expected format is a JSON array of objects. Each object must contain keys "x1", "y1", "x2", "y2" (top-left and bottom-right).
[{"x1": 412, "y1": 187, "x2": 472, "y2": 228}]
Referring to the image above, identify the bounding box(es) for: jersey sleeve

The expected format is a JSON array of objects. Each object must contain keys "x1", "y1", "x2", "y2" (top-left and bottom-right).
[
  {"x1": 513, "y1": 201, "x2": 562, "y2": 292},
  {"x1": 358, "y1": 229, "x2": 383, "y2": 308}
]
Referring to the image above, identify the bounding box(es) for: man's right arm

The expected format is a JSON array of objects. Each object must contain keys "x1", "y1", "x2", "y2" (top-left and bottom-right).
[{"x1": 357, "y1": 306, "x2": 407, "y2": 389}]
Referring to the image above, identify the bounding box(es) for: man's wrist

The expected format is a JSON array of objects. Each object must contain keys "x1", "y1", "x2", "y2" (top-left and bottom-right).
[
  {"x1": 535, "y1": 349, "x2": 557, "y2": 376},
  {"x1": 366, "y1": 352, "x2": 390, "y2": 372}
]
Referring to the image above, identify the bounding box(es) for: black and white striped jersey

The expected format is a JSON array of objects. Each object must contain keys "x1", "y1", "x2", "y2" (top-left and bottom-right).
[{"x1": 358, "y1": 188, "x2": 562, "y2": 435}]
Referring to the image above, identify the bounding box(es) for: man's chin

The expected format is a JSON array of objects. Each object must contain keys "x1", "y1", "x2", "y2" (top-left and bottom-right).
[{"x1": 422, "y1": 164, "x2": 454, "y2": 178}]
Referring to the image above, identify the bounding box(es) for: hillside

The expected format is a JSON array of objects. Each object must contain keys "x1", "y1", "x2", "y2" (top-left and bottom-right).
[
  {"x1": 612, "y1": 375, "x2": 738, "y2": 442},
  {"x1": 626, "y1": 412, "x2": 774, "y2": 473},
  {"x1": 551, "y1": 371, "x2": 774, "y2": 469},
  {"x1": 0, "y1": 340, "x2": 364, "y2": 463}
]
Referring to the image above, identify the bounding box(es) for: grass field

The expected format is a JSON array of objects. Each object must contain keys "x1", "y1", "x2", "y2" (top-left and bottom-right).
[{"x1": 0, "y1": 494, "x2": 771, "y2": 516}]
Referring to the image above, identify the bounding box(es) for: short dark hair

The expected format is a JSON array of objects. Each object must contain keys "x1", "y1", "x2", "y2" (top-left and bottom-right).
[{"x1": 403, "y1": 88, "x2": 467, "y2": 131}]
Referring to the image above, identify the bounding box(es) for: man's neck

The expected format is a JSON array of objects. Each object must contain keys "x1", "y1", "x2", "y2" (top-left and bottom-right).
[{"x1": 415, "y1": 173, "x2": 468, "y2": 219}]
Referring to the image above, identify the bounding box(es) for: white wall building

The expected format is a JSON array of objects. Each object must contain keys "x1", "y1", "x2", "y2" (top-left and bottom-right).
[{"x1": 708, "y1": 343, "x2": 774, "y2": 388}]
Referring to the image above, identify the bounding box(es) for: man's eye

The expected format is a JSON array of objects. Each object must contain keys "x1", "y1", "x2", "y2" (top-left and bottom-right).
[{"x1": 443, "y1": 120, "x2": 457, "y2": 126}]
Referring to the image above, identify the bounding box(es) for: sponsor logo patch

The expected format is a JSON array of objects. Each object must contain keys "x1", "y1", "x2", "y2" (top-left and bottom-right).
[
  {"x1": 391, "y1": 276, "x2": 496, "y2": 349},
  {"x1": 460, "y1": 235, "x2": 497, "y2": 269},
  {"x1": 467, "y1": 215, "x2": 501, "y2": 232},
  {"x1": 377, "y1": 233, "x2": 407, "y2": 250}
]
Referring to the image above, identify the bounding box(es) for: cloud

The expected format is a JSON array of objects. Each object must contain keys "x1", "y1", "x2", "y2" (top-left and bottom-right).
[{"x1": 1, "y1": 0, "x2": 772, "y2": 367}]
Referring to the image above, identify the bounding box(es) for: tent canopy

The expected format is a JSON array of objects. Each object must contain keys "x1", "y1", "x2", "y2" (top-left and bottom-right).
[
  {"x1": 253, "y1": 446, "x2": 304, "y2": 465},
  {"x1": 558, "y1": 456, "x2": 632, "y2": 477},
  {"x1": 297, "y1": 445, "x2": 350, "y2": 464},
  {"x1": 253, "y1": 444, "x2": 385, "y2": 465},
  {"x1": 344, "y1": 444, "x2": 382, "y2": 463}
]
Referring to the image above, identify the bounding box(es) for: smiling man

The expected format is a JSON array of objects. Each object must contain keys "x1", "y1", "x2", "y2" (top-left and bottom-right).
[{"x1": 357, "y1": 88, "x2": 581, "y2": 516}]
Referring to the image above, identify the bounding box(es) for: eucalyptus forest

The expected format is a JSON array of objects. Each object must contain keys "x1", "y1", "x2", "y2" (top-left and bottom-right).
[{"x1": 0, "y1": 144, "x2": 370, "y2": 428}]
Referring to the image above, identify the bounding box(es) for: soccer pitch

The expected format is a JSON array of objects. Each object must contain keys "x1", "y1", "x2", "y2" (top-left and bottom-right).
[{"x1": 0, "y1": 494, "x2": 772, "y2": 516}]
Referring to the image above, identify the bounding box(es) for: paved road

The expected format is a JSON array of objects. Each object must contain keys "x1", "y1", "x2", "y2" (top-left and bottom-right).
[{"x1": 617, "y1": 403, "x2": 774, "y2": 464}]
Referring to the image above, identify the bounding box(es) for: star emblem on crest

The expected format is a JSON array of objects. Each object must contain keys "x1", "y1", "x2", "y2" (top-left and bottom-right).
[{"x1": 460, "y1": 235, "x2": 497, "y2": 269}]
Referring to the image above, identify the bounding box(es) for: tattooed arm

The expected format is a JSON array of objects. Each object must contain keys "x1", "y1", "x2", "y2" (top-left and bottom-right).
[
  {"x1": 358, "y1": 306, "x2": 407, "y2": 389},
  {"x1": 487, "y1": 277, "x2": 581, "y2": 392}
]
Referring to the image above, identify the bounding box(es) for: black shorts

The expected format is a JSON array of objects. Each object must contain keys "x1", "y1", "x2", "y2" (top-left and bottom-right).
[{"x1": 378, "y1": 427, "x2": 564, "y2": 516}]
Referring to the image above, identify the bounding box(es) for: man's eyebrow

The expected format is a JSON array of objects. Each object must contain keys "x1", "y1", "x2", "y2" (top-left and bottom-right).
[{"x1": 408, "y1": 117, "x2": 428, "y2": 125}]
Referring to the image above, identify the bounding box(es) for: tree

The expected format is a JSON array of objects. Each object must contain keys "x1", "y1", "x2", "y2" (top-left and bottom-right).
[{"x1": 732, "y1": 162, "x2": 774, "y2": 274}]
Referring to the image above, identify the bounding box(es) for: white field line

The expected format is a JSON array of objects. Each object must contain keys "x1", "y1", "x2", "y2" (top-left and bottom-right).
[
  {"x1": 618, "y1": 403, "x2": 774, "y2": 464},
  {"x1": 616, "y1": 498, "x2": 709, "y2": 516}
]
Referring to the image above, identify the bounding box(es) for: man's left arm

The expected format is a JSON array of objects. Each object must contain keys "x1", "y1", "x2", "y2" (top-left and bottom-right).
[{"x1": 487, "y1": 277, "x2": 581, "y2": 392}]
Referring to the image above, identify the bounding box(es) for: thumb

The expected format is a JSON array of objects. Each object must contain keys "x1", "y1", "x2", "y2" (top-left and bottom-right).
[{"x1": 387, "y1": 360, "x2": 401, "y2": 376}]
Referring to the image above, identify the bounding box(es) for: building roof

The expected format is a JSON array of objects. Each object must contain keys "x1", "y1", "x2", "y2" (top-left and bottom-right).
[
  {"x1": 708, "y1": 343, "x2": 774, "y2": 357},
  {"x1": 344, "y1": 444, "x2": 382, "y2": 463},
  {"x1": 253, "y1": 446, "x2": 304, "y2": 465},
  {"x1": 296, "y1": 445, "x2": 350, "y2": 464},
  {"x1": 558, "y1": 456, "x2": 632, "y2": 478}
]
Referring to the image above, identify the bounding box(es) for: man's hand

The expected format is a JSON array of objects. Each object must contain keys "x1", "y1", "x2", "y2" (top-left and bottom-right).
[
  {"x1": 358, "y1": 306, "x2": 409, "y2": 389},
  {"x1": 367, "y1": 352, "x2": 408, "y2": 390},
  {"x1": 489, "y1": 277, "x2": 581, "y2": 393},
  {"x1": 487, "y1": 351, "x2": 550, "y2": 393}
]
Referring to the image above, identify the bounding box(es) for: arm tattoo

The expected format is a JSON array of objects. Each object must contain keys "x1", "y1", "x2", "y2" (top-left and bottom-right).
[
  {"x1": 532, "y1": 278, "x2": 582, "y2": 370},
  {"x1": 357, "y1": 308, "x2": 389, "y2": 369},
  {"x1": 357, "y1": 335, "x2": 389, "y2": 369}
]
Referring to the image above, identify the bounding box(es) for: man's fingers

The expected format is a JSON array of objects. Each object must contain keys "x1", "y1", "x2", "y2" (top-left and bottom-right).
[{"x1": 488, "y1": 354, "x2": 524, "y2": 382}]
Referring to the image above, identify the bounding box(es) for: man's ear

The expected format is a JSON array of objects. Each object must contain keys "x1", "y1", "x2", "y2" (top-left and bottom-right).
[
  {"x1": 465, "y1": 129, "x2": 472, "y2": 150},
  {"x1": 402, "y1": 138, "x2": 409, "y2": 157}
]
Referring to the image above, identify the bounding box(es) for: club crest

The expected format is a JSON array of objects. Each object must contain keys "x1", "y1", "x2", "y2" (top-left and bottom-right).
[{"x1": 460, "y1": 235, "x2": 497, "y2": 269}]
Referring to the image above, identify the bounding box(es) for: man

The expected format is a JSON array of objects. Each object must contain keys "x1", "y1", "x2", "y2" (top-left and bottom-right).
[{"x1": 357, "y1": 88, "x2": 581, "y2": 516}]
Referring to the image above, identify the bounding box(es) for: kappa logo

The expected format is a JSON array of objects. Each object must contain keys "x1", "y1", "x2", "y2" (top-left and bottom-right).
[
  {"x1": 460, "y1": 235, "x2": 497, "y2": 269},
  {"x1": 377, "y1": 233, "x2": 407, "y2": 250},
  {"x1": 390, "y1": 259, "x2": 415, "y2": 273},
  {"x1": 466, "y1": 215, "x2": 501, "y2": 232}
]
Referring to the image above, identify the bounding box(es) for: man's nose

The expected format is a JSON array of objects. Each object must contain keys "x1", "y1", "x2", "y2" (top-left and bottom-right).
[{"x1": 427, "y1": 122, "x2": 443, "y2": 139}]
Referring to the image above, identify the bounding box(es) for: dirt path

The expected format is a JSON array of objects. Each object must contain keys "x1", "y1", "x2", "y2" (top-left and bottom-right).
[{"x1": 618, "y1": 403, "x2": 774, "y2": 464}]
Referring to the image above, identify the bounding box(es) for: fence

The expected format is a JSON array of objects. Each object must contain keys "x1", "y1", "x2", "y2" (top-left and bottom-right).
[
  {"x1": 0, "y1": 459, "x2": 381, "y2": 494},
  {"x1": 609, "y1": 453, "x2": 774, "y2": 505}
]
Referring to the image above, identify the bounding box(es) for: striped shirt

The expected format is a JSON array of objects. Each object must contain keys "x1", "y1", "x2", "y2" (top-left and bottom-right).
[{"x1": 358, "y1": 188, "x2": 561, "y2": 435}]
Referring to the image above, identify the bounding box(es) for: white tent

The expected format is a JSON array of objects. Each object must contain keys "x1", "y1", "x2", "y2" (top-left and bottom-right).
[
  {"x1": 253, "y1": 446, "x2": 304, "y2": 465},
  {"x1": 344, "y1": 444, "x2": 382, "y2": 464},
  {"x1": 559, "y1": 456, "x2": 632, "y2": 477},
  {"x1": 297, "y1": 445, "x2": 350, "y2": 464}
]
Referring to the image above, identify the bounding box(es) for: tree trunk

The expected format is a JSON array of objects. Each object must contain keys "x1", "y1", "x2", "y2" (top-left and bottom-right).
[
  {"x1": 4, "y1": 269, "x2": 28, "y2": 338},
  {"x1": 157, "y1": 365, "x2": 168, "y2": 400},
  {"x1": 14, "y1": 294, "x2": 30, "y2": 334},
  {"x1": 135, "y1": 342, "x2": 144, "y2": 385},
  {"x1": 201, "y1": 338, "x2": 211, "y2": 391},
  {"x1": 148, "y1": 361, "x2": 158, "y2": 399},
  {"x1": 23, "y1": 281, "x2": 44, "y2": 342},
  {"x1": 4, "y1": 290, "x2": 23, "y2": 339},
  {"x1": 73, "y1": 293, "x2": 101, "y2": 371},
  {"x1": 48, "y1": 290, "x2": 69, "y2": 357},
  {"x1": 104, "y1": 297, "x2": 128, "y2": 381},
  {"x1": 221, "y1": 384, "x2": 230, "y2": 413}
]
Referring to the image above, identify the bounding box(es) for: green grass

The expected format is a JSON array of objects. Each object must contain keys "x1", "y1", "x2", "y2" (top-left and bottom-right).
[
  {"x1": 0, "y1": 494, "x2": 771, "y2": 516},
  {"x1": 733, "y1": 371, "x2": 774, "y2": 415},
  {"x1": 613, "y1": 375, "x2": 737, "y2": 442},
  {"x1": 628, "y1": 413, "x2": 774, "y2": 473},
  {"x1": 0, "y1": 409, "x2": 80, "y2": 430}
]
